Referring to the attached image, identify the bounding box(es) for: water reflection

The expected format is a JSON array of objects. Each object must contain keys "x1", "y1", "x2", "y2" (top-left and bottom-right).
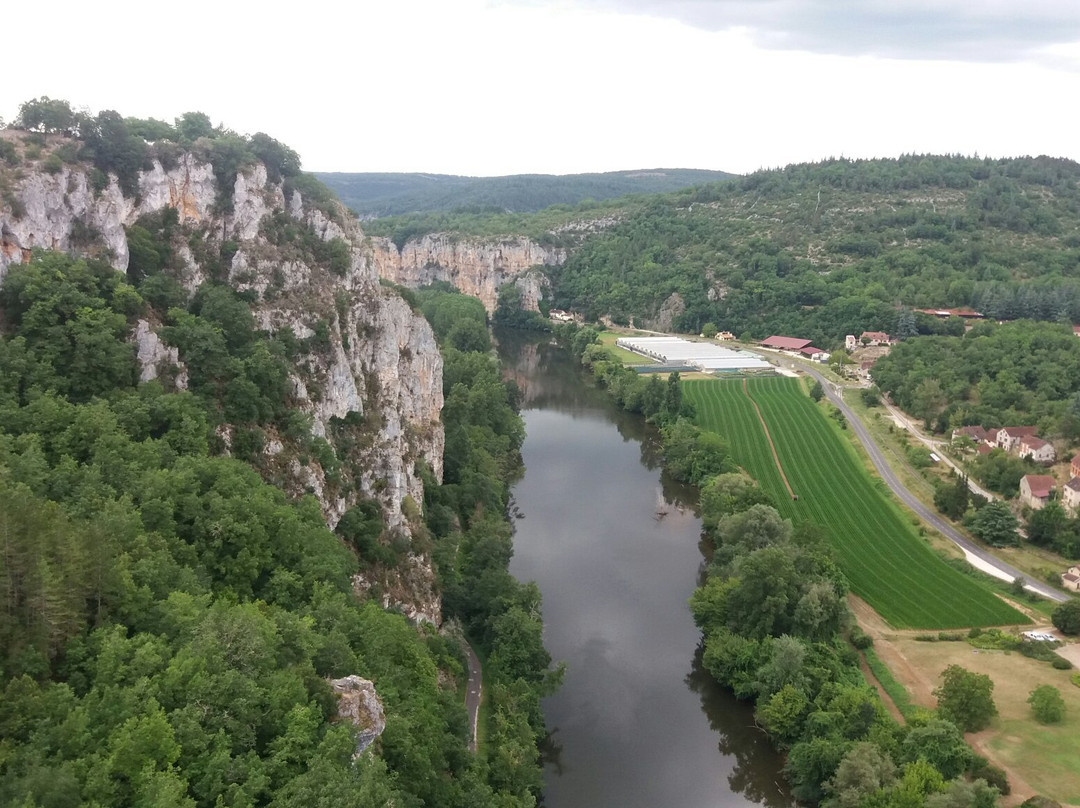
[
  {"x1": 496, "y1": 328, "x2": 790, "y2": 808},
  {"x1": 685, "y1": 646, "x2": 791, "y2": 808}
]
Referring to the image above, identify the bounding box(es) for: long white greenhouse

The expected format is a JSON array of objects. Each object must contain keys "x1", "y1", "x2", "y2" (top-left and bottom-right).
[{"x1": 615, "y1": 336, "x2": 772, "y2": 373}]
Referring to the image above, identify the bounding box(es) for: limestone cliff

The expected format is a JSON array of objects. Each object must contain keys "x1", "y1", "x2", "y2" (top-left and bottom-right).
[
  {"x1": 0, "y1": 141, "x2": 445, "y2": 623},
  {"x1": 371, "y1": 233, "x2": 565, "y2": 313}
]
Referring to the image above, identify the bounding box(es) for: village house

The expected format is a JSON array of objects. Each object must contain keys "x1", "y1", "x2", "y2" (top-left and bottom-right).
[
  {"x1": 716, "y1": 331, "x2": 736, "y2": 341},
  {"x1": 859, "y1": 331, "x2": 893, "y2": 347},
  {"x1": 1019, "y1": 474, "x2": 1056, "y2": 510},
  {"x1": 1071, "y1": 453, "x2": 1080, "y2": 480},
  {"x1": 845, "y1": 335, "x2": 857, "y2": 351},
  {"x1": 996, "y1": 426, "x2": 1040, "y2": 452},
  {"x1": 858, "y1": 360, "x2": 875, "y2": 380},
  {"x1": 1062, "y1": 564, "x2": 1080, "y2": 593},
  {"x1": 1018, "y1": 435, "x2": 1056, "y2": 464},
  {"x1": 1063, "y1": 478, "x2": 1080, "y2": 516},
  {"x1": 548, "y1": 309, "x2": 574, "y2": 323},
  {"x1": 952, "y1": 425, "x2": 989, "y2": 444}
]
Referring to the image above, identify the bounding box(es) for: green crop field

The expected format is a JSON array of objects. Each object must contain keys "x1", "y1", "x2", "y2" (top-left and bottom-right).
[{"x1": 685, "y1": 377, "x2": 1025, "y2": 629}]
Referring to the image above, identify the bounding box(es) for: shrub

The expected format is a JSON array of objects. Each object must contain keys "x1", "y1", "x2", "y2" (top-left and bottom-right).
[
  {"x1": 1051, "y1": 656, "x2": 1072, "y2": 670},
  {"x1": 1051, "y1": 600, "x2": 1080, "y2": 635},
  {"x1": 850, "y1": 626, "x2": 873, "y2": 650},
  {"x1": 1027, "y1": 684, "x2": 1066, "y2": 723}
]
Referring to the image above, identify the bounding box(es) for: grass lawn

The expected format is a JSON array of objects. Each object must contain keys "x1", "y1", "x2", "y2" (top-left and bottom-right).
[
  {"x1": 685, "y1": 377, "x2": 1025, "y2": 629},
  {"x1": 897, "y1": 636, "x2": 1080, "y2": 805},
  {"x1": 596, "y1": 332, "x2": 653, "y2": 365}
]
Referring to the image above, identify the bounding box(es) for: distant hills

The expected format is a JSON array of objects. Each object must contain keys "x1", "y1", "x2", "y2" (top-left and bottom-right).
[{"x1": 314, "y1": 168, "x2": 738, "y2": 217}]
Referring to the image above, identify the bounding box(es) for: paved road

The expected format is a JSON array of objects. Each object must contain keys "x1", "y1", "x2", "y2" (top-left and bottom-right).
[
  {"x1": 795, "y1": 364, "x2": 1066, "y2": 604},
  {"x1": 881, "y1": 400, "x2": 998, "y2": 502},
  {"x1": 464, "y1": 640, "x2": 482, "y2": 752}
]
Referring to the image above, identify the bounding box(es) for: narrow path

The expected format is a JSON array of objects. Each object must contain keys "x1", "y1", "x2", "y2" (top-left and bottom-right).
[
  {"x1": 741, "y1": 378, "x2": 796, "y2": 500},
  {"x1": 464, "y1": 639, "x2": 482, "y2": 753}
]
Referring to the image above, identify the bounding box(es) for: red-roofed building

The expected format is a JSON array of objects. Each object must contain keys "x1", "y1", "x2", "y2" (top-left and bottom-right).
[
  {"x1": 1073, "y1": 324, "x2": 1080, "y2": 338},
  {"x1": 1062, "y1": 564, "x2": 1080, "y2": 592},
  {"x1": 799, "y1": 346, "x2": 831, "y2": 362},
  {"x1": 859, "y1": 331, "x2": 893, "y2": 346},
  {"x1": 1071, "y1": 453, "x2": 1080, "y2": 480},
  {"x1": 976, "y1": 444, "x2": 993, "y2": 456},
  {"x1": 1020, "y1": 475, "x2": 1056, "y2": 510},
  {"x1": 1018, "y1": 435, "x2": 1056, "y2": 464},
  {"x1": 952, "y1": 426, "x2": 989, "y2": 444},
  {"x1": 984, "y1": 428, "x2": 1000, "y2": 447},
  {"x1": 997, "y1": 427, "x2": 1040, "y2": 452},
  {"x1": 761, "y1": 336, "x2": 813, "y2": 352}
]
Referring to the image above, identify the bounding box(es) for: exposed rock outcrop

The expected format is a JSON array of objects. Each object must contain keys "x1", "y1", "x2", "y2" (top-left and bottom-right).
[
  {"x1": 330, "y1": 675, "x2": 386, "y2": 757},
  {"x1": 0, "y1": 141, "x2": 445, "y2": 624},
  {"x1": 133, "y1": 318, "x2": 188, "y2": 388},
  {"x1": 372, "y1": 234, "x2": 565, "y2": 312}
]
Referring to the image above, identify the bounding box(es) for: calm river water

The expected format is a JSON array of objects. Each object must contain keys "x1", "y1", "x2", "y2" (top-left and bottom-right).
[{"x1": 497, "y1": 333, "x2": 790, "y2": 808}]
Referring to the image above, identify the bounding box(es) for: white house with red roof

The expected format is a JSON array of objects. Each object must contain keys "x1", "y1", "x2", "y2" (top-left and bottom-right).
[
  {"x1": 1019, "y1": 474, "x2": 1056, "y2": 510},
  {"x1": 859, "y1": 331, "x2": 893, "y2": 346},
  {"x1": 1018, "y1": 435, "x2": 1056, "y2": 464},
  {"x1": 996, "y1": 426, "x2": 1040, "y2": 452}
]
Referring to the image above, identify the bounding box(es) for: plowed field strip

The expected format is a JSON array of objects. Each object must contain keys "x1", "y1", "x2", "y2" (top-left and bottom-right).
[
  {"x1": 685, "y1": 378, "x2": 1024, "y2": 629},
  {"x1": 741, "y1": 379, "x2": 795, "y2": 499}
]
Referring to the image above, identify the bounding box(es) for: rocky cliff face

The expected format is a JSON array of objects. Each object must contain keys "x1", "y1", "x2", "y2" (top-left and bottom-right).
[
  {"x1": 371, "y1": 234, "x2": 565, "y2": 313},
  {"x1": 0, "y1": 145, "x2": 445, "y2": 623}
]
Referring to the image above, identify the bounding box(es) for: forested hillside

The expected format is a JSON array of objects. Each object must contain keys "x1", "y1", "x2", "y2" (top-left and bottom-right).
[
  {"x1": 315, "y1": 168, "x2": 736, "y2": 218},
  {"x1": 546, "y1": 155, "x2": 1080, "y2": 344},
  {"x1": 0, "y1": 99, "x2": 558, "y2": 807}
]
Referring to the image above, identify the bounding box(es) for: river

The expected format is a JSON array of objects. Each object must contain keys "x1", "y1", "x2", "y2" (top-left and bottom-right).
[{"x1": 497, "y1": 332, "x2": 790, "y2": 808}]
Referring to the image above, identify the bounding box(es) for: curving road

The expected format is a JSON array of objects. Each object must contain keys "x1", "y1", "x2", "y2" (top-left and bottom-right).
[{"x1": 795, "y1": 363, "x2": 1067, "y2": 604}]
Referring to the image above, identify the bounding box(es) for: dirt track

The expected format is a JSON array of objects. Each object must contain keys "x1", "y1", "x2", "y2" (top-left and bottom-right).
[{"x1": 741, "y1": 379, "x2": 796, "y2": 499}]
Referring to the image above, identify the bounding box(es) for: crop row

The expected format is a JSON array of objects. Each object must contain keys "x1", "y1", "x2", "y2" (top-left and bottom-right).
[{"x1": 685, "y1": 377, "x2": 1024, "y2": 629}]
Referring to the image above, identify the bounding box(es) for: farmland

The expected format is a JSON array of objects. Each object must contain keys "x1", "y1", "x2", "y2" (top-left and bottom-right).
[{"x1": 685, "y1": 377, "x2": 1025, "y2": 629}]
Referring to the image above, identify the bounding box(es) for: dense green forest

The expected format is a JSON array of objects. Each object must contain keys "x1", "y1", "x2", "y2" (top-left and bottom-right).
[
  {"x1": 558, "y1": 325, "x2": 1018, "y2": 807},
  {"x1": 361, "y1": 154, "x2": 1080, "y2": 347},
  {"x1": 547, "y1": 155, "x2": 1080, "y2": 343},
  {"x1": 1, "y1": 94, "x2": 561, "y2": 804},
  {"x1": 871, "y1": 319, "x2": 1080, "y2": 436},
  {"x1": 314, "y1": 169, "x2": 736, "y2": 218}
]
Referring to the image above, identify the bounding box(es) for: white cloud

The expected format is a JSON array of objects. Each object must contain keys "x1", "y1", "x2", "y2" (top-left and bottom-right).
[{"x1": 3, "y1": 0, "x2": 1078, "y2": 176}]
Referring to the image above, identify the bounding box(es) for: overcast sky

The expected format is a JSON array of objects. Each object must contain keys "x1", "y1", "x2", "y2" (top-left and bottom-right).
[{"x1": 5, "y1": 0, "x2": 1078, "y2": 176}]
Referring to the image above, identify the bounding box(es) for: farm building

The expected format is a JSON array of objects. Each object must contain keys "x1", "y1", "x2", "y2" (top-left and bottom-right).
[
  {"x1": 1018, "y1": 435, "x2": 1056, "y2": 464},
  {"x1": 1063, "y1": 478, "x2": 1080, "y2": 516},
  {"x1": 760, "y1": 336, "x2": 812, "y2": 352},
  {"x1": 798, "y1": 346, "x2": 830, "y2": 362},
  {"x1": 1019, "y1": 475, "x2": 1056, "y2": 510},
  {"x1": 614, "y1": 336, "x2": 771, "y2": 373}
]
